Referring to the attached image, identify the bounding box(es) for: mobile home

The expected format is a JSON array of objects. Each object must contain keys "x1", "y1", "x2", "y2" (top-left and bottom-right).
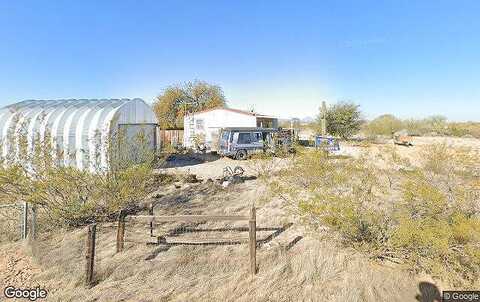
[{"x1": 183, "y1": 108, "x2": 278, "y2": 151}]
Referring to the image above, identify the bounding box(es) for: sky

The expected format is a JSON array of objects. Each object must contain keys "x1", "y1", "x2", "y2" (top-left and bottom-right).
[{"x1": 0, "y1": 1, "x2": 479, "y2": 121}]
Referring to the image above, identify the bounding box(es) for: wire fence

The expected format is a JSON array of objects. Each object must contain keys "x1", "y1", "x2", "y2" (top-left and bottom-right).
[
  {"x1": 83, "y1": 206, "x2": 260, "y2": 287},
  {"x1": 0, "y1": 202, "x2": 39, "y2": 242},
  {"x1": 0, "y1": 203, "x2": 25, "y2": 242}
]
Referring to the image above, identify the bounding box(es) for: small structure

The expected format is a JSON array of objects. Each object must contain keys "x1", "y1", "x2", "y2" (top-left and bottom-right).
[
  {"x1": 183, "y1": 108, "x2": 278, "y2": 151},
  {"x1": 0, "y1": 99, "x2": 158, "y2": 171}
]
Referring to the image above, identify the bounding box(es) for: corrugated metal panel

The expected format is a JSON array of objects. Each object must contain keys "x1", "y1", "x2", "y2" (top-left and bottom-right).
[{"x1": 0, "y1": 99, "x2": 157, "y2": 171}]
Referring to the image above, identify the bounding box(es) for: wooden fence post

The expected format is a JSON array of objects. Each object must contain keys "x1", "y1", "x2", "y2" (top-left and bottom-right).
[
  {"x1": 22, "y1": 202, "x2": 28, "y2": 240},
  {"x1": 116, "y1": 210, "x2": 126, "y2": 253},
  {"x1": 149, "y1": 204, "x2": 154, "y2": 238},
  {"x1": 85, "y1": 223, "x2": 97, "y2": 287},
  {"x1": 248, "y1": 205, "x2": 257, "y2": 276}
]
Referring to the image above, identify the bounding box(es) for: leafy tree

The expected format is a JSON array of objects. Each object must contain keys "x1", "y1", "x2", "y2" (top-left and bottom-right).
[
  {"x1": 319, "y1": 101, "x2": 363, "y2": 139},
  {"x1": 153, "y1": 80, "x2": 227, "y2": 129}
]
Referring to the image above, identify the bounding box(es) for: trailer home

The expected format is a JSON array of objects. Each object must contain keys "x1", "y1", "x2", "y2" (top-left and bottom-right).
[{"x1": 183, "y1": 108, "x2": 278, "y2": 151}]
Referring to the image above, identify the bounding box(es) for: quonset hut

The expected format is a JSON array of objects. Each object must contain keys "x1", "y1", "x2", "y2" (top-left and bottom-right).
[{"x1": 0, "y1": 99, "x2": 158, "y2": 171}]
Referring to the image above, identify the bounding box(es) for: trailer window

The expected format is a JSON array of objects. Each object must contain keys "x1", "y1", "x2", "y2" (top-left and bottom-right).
[{"x1": 196, "y1": 119, "x2": 204, "y2": 130}]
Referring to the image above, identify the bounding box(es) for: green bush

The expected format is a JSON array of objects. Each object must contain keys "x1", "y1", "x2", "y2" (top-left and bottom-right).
[{"x1": 317, "y1": 101, "x2": 363, "y2": 139}]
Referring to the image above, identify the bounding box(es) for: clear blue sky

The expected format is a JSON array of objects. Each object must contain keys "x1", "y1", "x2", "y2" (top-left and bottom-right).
[{"x1": 1, "y1": 1, "x2": 479, "y2": 121}]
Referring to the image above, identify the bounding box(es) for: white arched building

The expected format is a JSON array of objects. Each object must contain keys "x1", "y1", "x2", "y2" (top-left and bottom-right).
[{"x1": 0, "y1": 99, "x2": 158, "y2": 171}]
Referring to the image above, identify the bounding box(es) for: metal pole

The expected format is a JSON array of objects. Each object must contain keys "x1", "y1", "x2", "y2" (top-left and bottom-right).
[
  {"x1": 22, "y1": 202, "x2": 28, "y2": 240},
  {"x1": 321, "y1": 101, "x2": 327, "y2": 136},
  {"x1": 31, "y1": 204, "x2": 37, "y2": 240}
]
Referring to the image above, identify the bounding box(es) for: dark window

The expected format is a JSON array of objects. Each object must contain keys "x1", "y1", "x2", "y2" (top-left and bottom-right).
[{"x1": 238, "y1": 133, "x2": 252, "y2": 144}]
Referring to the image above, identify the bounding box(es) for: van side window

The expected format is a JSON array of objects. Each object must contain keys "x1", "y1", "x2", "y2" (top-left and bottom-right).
[
  {"x1": 252, "y1": 132, "x2": 262, "y2": 142},
  {"x1": 238, "y1": 133, "x2": 252, "y2": 144}
]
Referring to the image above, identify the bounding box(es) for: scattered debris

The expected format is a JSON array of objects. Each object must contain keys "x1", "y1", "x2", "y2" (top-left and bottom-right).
[
  {"x1": 184, "y1": 174, "x2": 201, "y2": 183},
  {"x1": 221, "y1": 166, "x2": 246, "y2": 187},
  {"x1": 394, "y1": 130, "x2": 414, "y2": 146}
]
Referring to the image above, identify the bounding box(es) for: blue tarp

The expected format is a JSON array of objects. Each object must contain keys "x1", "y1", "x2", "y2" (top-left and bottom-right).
[{"x1": 314, "y1": 136, "x2": 340, "y2": 151}]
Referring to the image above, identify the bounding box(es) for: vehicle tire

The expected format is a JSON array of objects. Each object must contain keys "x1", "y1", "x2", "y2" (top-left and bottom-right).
[{"x1": 235, "y1": 150, "x2": 248, "y2": 160}]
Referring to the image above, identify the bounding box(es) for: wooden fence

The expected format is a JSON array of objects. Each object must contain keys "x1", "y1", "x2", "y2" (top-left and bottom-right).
[
  {"x1": 157, "y1": 129, "x2": 184, "y2": 149},
  {"x1": 85, "y1": 206, "x2": 258, "y2": 287}
]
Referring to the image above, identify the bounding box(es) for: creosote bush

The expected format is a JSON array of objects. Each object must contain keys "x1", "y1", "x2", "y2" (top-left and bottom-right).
[{"x1": 272, "y1": 144, "x2": 480, "y2": 287}]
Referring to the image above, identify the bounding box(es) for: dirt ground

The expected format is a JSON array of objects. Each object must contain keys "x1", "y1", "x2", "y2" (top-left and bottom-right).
[
  {"x1": 158, "y1": 136, "x2": 480, "y2": 180},
  {"x1": 1, "y1": 136, "x2": 478, "y2": 301}
]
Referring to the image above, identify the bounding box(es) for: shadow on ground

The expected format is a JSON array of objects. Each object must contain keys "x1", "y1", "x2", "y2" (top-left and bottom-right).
[
  {"x1": 159, "y1": 153, "x2": 222, "y2": 169},
  {"x1": 415, "y1": 282, "x2": 441, "y2": 302}
]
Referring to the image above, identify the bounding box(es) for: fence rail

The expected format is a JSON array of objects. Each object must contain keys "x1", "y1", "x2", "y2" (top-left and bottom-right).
[
  {"x1": 127, "y1": 215, "x2": 251, "y2": 222},
  {"x1": 84, "y1": 206, "x2": 259, "y2": 287}
]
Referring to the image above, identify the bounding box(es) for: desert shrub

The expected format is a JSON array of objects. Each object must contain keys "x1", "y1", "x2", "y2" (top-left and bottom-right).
[
  {"x1": 363, "y1": 114, "x2": 480, "y2": 138},
  {"x1": 363, "y1": 114, "x2": 404, "y2": 138},
  {"x1": 446, "y1": 122, "x2": 480, "y2": 138},
  {"x1": 247, "y1": 152, "x2": 278, "y2": 180},
  {"x1": 272, "y1": 149, "x2": 390, "y2": 251},
  {"x1": 390, "y1": 144, "x2": 480, "y2": 285},
  {"x1": 0, "y1": 122, "x2": 157, "y2": 230},
  {"x1": 273, "y1": 144, "x2": 480, "y2": 287}
]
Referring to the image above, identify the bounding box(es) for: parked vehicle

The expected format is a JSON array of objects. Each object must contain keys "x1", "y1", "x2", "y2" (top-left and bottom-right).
[{"x1": 219, "y1": 127, "x2": 293, "y2": 160}]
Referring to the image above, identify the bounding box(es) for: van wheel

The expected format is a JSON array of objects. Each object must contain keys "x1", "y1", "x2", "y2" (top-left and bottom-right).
[{"x1": 235, "y1": 150, "x2": 247, "y2": 160}]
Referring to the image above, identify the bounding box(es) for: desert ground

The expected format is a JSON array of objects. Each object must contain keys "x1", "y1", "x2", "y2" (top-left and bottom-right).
[{"x1": 1, "y1": 136, "x2": 479, "y2": 302}]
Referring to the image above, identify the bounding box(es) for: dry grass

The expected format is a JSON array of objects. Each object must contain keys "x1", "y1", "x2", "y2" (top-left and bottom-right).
[
  {"x1": 4, "y1": 137, "x2": 479, "y2": 301},
  {"x1": 1, "y1": 178, "x2": 439, "y2": 302}
]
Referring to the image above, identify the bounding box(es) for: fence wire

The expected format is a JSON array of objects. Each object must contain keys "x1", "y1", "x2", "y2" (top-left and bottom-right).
[{"x1": 0, "y1": 203, "x2": 23, "y2": 242}]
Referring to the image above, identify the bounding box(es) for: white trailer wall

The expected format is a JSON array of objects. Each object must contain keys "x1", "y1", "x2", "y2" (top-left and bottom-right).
[{"x1": 184, "y1": 109, "x2": 257, "y2": 150}]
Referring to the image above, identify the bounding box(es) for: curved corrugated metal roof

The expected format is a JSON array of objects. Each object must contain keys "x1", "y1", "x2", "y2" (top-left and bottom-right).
[{"x1": 0, "y1": 99, "x2": 157, "y2": 171}]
